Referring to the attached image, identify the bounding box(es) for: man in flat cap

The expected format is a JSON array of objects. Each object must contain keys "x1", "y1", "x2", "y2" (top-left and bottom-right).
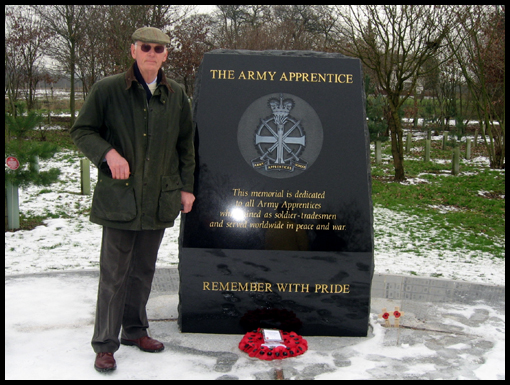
[{"x1": 71, "y1": 26, "x2": 195, "y2": 373}]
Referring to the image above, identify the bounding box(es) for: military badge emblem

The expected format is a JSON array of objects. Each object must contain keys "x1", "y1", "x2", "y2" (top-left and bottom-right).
[{"x1": 238, "y1": 93, "x2": 323, "y2": 179}]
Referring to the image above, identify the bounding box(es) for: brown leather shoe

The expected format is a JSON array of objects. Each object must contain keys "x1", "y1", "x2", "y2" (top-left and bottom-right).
[
  {"x1": 94, "y1": 352, "x2": 116, "y2": 373},
  {"x1": 121, "y1": 336, "x2": 164, "y2": 352}
]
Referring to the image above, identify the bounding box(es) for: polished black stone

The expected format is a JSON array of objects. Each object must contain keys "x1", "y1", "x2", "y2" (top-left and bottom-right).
[{"x1": 178, "y1": 50, "x2": 374, "y2": 336}]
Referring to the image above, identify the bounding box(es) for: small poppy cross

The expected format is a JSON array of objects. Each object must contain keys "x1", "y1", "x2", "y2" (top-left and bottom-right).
[
  {"x1": 378, "y1": 307, "x2": 391, "y2": 327},
  {"x1": 392, "y1": 306, "x2": 404, "y2": 328}
]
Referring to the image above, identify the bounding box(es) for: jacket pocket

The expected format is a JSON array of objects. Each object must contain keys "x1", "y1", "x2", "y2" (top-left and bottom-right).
[
  {"x1": 158, "y1": 175, "x2": 182, "y2": 222},
  {"x1": 91, "y1": 175, "x2": 137, "y2": 222}
]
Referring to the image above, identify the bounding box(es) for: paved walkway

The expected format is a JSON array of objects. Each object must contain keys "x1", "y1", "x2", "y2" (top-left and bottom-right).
[{"x1": 5, "y1": 268, "x2": 505, "y2": 380}]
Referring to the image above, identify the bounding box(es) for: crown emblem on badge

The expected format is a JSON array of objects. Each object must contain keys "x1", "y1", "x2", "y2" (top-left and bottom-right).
[{"x1": 268, "y1": 94, "x2": 295, "y2": 126}]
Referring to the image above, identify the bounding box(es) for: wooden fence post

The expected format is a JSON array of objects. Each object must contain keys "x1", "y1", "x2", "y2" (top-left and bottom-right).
[
  {"x1": 466, "y1": 138, "x2": 471, "y2": 159},
  {"x1": 442, "y1": 131, "x2": 448, "y2": 150},
  {"x1": 452, "y1": 147, "x2": 460, "y2": 175},
  {"x1": 424, "y1": 139, "x2": 431, "y2": 162},
  {"x1": 406, "y1": 132, "x2": 412, "y2": 153},
  {"x1": 6, "y1": 181, "x2": 20, "y2": 230},
  {"x1": 375, "y1": 140, "x2": 382, "y2": 164}
]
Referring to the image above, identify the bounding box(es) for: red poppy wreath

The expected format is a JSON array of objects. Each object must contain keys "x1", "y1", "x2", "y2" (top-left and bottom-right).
[{"x1": 239, "y1": 329, "x2": 308, "y2": 361}]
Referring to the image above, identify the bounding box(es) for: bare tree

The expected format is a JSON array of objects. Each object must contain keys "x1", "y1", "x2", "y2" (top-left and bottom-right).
[
  {"x1": 167, "y1": 14, "x2": 214, "y2": 96},
  {"x1": 31, "y1": 5, "x2": 89, "y2": 127},
  {"x1": 5, "y1": 6, "x2": 25, "y2": 116},
  {"x1": 75, "y1": 6, "x2": 106, "y2": 97},
  {"x1": 335, "y1": 5, "x2": 453, "y2": 181},
  {"x1": 447, "y1": 5, "x2": 505, "y2": 169},
  {"x1": 213, "y1": 5, "x2": 252, "y2": 49},
  {"x1": 210, "y1": 5, "x2": 336, "y2": 51},
  {"x1": 5, "y1": 5, "x2": 53, "y2": 112},
  {"x1": 273, "y1": 5, "x2": 336, "y2": 50}
]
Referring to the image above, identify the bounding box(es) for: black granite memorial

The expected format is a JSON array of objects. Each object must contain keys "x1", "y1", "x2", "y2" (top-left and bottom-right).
[{"x1": 178, "y1": 49, "x2": 374, "y2": 337}]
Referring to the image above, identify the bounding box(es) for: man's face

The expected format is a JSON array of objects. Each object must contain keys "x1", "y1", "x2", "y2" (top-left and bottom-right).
[{"x1": 131, "y1": 42, "x2": 168, "y2": 74}]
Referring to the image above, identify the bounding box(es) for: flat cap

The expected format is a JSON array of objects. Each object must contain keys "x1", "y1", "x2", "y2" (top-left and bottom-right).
[{"x1": 132, "y1": 27, "x2": 170, "y2": 45}]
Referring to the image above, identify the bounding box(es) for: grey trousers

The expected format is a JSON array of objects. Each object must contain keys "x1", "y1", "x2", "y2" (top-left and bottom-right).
[{"x1": 91, "y1": 226, "x2": 165, "y2": 353}]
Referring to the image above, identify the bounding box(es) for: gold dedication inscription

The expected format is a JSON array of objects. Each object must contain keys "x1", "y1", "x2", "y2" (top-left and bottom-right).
[
  {"x1": 208, "y1": 188, "x2": 347, "y2": 232},
  {"x1": 203, "y1": 281, "x2": 351, "y2": 294}
]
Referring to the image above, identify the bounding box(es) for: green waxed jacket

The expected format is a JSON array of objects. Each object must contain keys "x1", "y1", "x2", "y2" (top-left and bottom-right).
[{"x1": 70, "y1": 64, "x2": 195, "y2": 230}]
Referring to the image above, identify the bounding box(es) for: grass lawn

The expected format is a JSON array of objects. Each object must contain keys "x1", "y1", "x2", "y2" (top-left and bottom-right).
[{"x1": 371, "y1": 134, "x2": 505, "y2": 259}]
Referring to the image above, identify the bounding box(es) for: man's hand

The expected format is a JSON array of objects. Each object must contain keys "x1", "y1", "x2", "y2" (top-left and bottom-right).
[
  {"x1": 181, "y1": 191, "x2": 195, "y2": 213},
  {"x1": 105, "y1": 149, "x2": 130, "y2": 179}
]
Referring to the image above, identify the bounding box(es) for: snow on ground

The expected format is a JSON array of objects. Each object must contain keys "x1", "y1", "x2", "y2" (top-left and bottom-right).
[
  {"x1": 4, "y1": 149, "x2": 505, "y2": 286},
  {"x1": 5, "y1": 270, "x2": 505, "y2": 380}
]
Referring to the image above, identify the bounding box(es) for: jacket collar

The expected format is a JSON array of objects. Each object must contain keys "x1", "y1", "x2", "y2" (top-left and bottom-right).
[{"x1": 125, "y1": 62, "x2": 174, "y2": 93}]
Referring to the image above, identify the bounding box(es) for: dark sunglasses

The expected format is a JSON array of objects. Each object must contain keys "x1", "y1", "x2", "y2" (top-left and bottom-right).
[{"x1": 139, "y1": 43, "x2": 166, "y2": 54}]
